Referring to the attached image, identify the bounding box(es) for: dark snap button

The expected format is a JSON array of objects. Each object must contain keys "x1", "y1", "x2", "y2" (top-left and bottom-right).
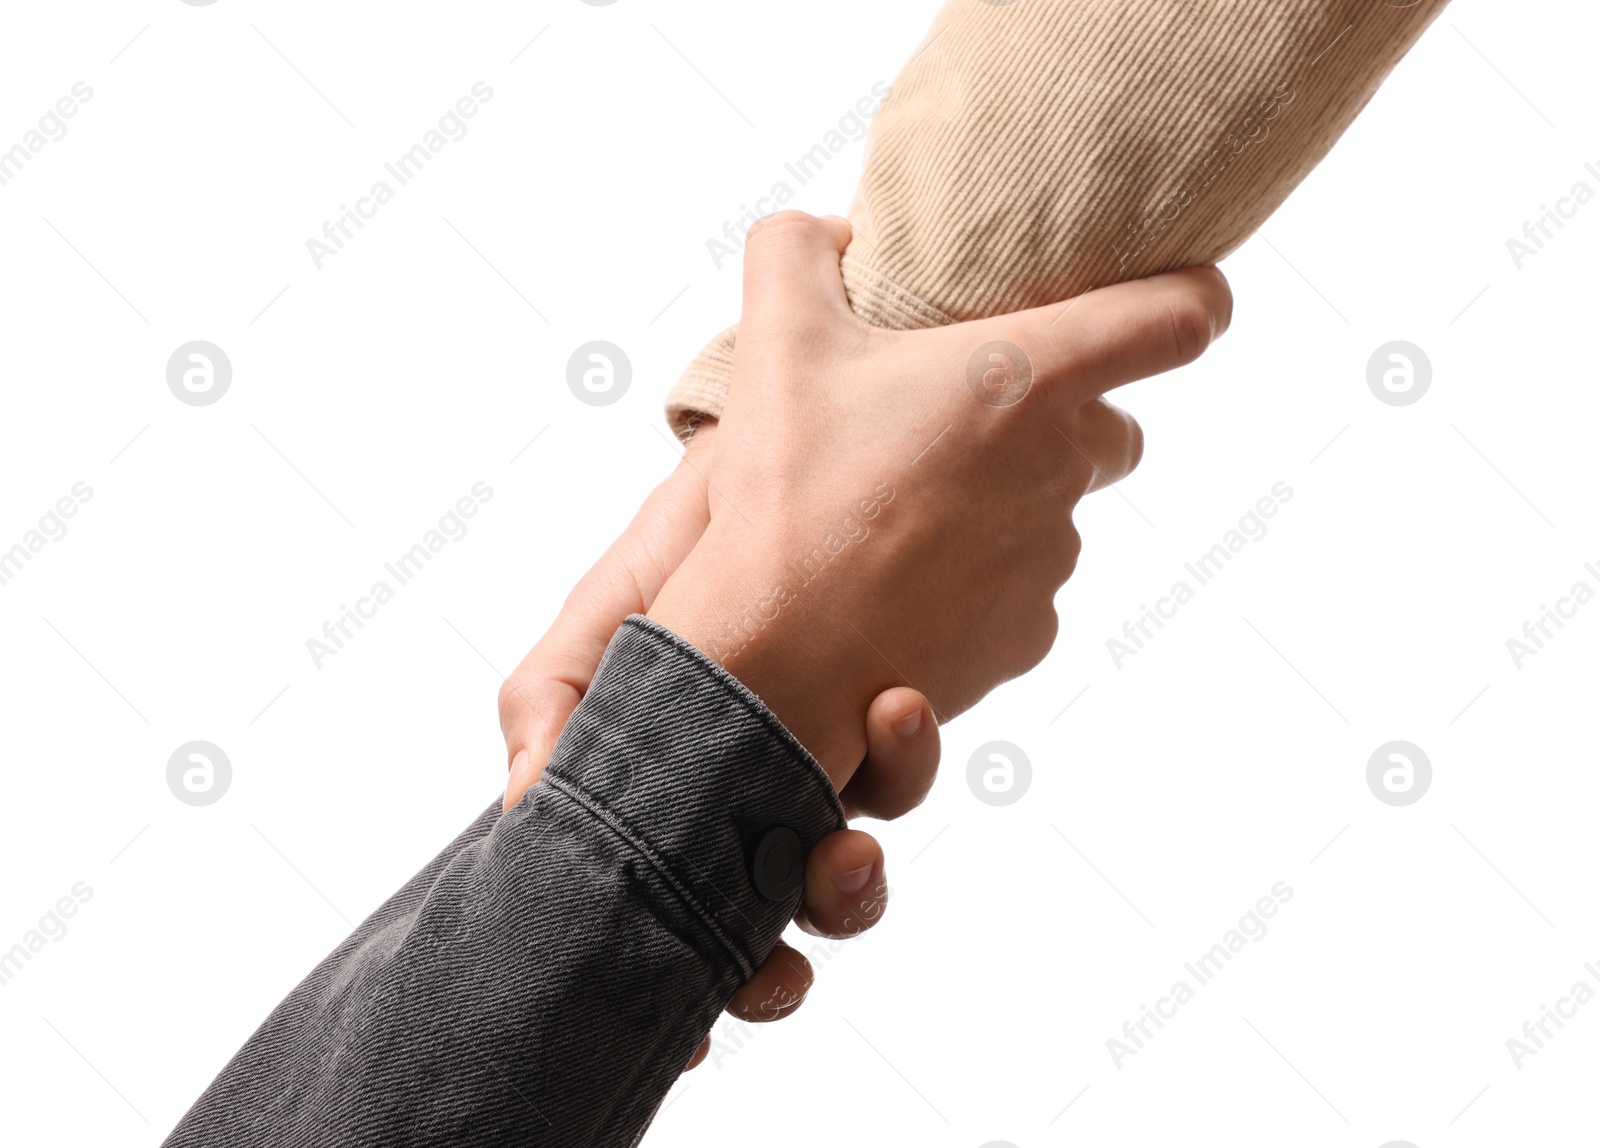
[{"x1": 751, "y1": 827, "x2": 804, "y2": 901}]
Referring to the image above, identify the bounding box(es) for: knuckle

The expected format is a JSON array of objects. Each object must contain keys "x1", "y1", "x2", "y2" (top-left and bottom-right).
[
  {"x1": 1012, "y1": 606, "x2": 1060, "y2": 676},
  {"x1": 1058, "y1": 521, "x2": 1083, "y2": 582},
  {"x1": 1196, "y1": 265, "x2": 1234, "y2": 334},
  {"x1": 747, "y1": 209, "x2": 817, "y2": 241},
  {"x1": 1024, "y1": 610, "x2": 1062, "y2": 674},
  {"x1": 743, "y1": 211, "x2": 821, "y2": 262},
  {"x1": 1122, "y1": 412, "x2": 1146, "y2": 475},
  {"x1": 1167, "y1": 296, "x2": 1213, "y2": 365},
  {"x1": 496, "y1": 673, "x2": 569, "y2": 738},
  {"x1": 496, "y1": 675, "x2": 531, "y2": 732},
  {"x1": 882, "y1": 782, "x2": 934, "y2": 822}
]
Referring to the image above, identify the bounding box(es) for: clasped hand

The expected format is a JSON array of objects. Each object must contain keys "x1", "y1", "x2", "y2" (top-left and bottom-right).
[{"x1": 499, "y1": 211, "x2": 1231, "y2": 1067}]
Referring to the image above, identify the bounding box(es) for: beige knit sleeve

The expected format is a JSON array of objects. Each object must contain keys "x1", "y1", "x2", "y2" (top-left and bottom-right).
[{"x1": 667, "y1": 0, "x2": 1449, "y2": 436}]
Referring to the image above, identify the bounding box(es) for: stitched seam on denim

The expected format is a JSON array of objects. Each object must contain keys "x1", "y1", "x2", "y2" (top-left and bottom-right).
[
  {"x1": 621, "y1": 616, "x2": 846, "y2": 830},
  {"x1": 542, "y1": 773, "x2": 758, "y2": 979}
]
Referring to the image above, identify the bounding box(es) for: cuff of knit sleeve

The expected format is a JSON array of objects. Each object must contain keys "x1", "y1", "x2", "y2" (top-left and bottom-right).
[
  {"x1": 665, "y1": 326, "x2": 737, "y2": 440},
  {"x1": 838, "y1": 254, "x2": 957, "y2": 331},
  {"x1": 662, "y1": 254, "x2": 957, "y2": 440},
  {"x1": 540, "y1": 615, "x2": 845, "y2": 978}
]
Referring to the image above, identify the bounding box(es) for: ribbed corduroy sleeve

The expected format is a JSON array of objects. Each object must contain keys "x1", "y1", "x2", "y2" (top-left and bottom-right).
[
  {"x1": 162, "y1": 617, "x2": 845, "y2": 1148},
  {"x1": 667, "y1": 0, "x2": 1450, "y2": 435}
]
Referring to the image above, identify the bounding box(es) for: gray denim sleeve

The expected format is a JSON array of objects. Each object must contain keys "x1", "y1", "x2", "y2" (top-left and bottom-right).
[{"x1": 161, "y1": 616, "x2": 845, "y2": 1147}]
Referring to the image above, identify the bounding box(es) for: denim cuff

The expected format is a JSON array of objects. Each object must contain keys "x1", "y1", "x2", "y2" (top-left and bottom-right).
[{"x1": 541, "y1": 615, "x2": 846, "y2": 978}]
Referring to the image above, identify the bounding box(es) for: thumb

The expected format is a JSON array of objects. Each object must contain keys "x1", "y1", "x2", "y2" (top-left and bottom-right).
[
  {"x1": 964, "y1": 266, "x2": 1233, "y2": 409},
  {"x1": 498, "y1": 597, "x2": 616, "y2": 813},
  {"x1": 499, "y1": 446, "x2": 713, "y2": 811},
  {"x1": 738, "y1": 211, "x2": 855, "y2": 331}
]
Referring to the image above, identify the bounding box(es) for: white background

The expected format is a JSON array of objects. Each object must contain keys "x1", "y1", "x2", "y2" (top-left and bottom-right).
[{"x1": 1, "y1": 1, "x2": 1596, "y2": 1144}]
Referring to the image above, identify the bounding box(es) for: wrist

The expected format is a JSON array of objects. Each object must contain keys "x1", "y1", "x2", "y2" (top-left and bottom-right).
[{"x1": 646, "y1": 536, "x2": 879, "y2": 788}]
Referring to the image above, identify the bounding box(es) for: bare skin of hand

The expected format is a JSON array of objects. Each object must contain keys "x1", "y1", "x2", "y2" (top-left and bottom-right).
[
  {"x1": 672, "y1": 215, "x2": 1227, "y2": 1065},
  {"x1": 499, "y1": 212, "x2": 1228, "y2": 1074},
  {"x1": 648, "y1": 211, "x2": 1232, "y2": 782},
  {"x1": 496, "y1": 430, "x2": 942, "y2": 1075}
]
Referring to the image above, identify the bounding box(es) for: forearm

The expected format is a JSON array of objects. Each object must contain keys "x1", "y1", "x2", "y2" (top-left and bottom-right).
[
  {"x1": 162, "y1": 618, "x2": 843, "y2": 1148},
  {"x1": 668, "y1": 0, "x2": 1449, "y2": 433}
]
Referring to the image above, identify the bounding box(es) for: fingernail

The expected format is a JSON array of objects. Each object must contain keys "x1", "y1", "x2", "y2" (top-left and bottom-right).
[
  {"x1": 834, "y1": 863, "x2": 874, "y2": 895},
  {"x1": 892, "y1": 709, "x2": 923, "y2": 739}
]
